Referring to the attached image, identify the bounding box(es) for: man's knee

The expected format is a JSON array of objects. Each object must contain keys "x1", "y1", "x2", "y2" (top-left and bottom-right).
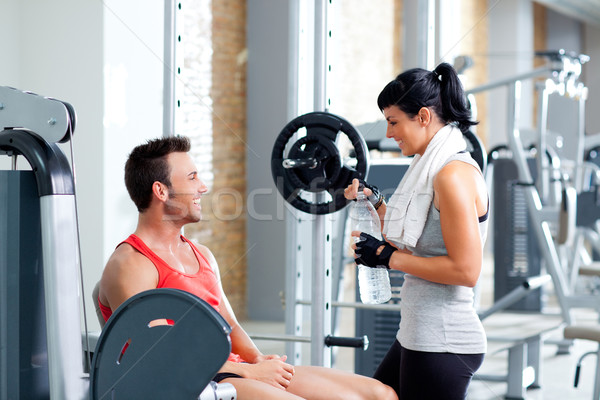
[{"x1": 364, "y1": 381, "x2": 397, "y2": 400}]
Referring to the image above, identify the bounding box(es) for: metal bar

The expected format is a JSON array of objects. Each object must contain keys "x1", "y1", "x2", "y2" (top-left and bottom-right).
[
  {"x1": 506, "y1": 344, "x2": 529, "y2": 399},
  {"x1": 297, "y1": 300, "x2": 401, "y2": 312},
  {"x1": 313, "y1": 0, "x2": 326, "y2": 112},
  {"x1": 251, "y1": 334, "x2": 311, "y2": 343},
  {"x1": 466, "y1": 65, "x2": 553, "y2": 95},
  {"x1": 311, "y1": 204, "x2": 332, "y2": 367},
  {"x1": 575, "y1": 94, "x2": 588, "y2": 192},
  {"x1": 308, "y1": 0, "x2": 332, "y2": 368},
  {"x1": 527, "y1": 337, "x2": 542, "y2": 388},
  {"x1": 478, "y1": 285, "x2": 536, "y2": 321},
  {"x1": 40, "y1": 196, "x2": 87, "y2": 399},
  {"x1": 163, "y1": 0, "x2": 176, "y2": 137},
  {"x1": 285, "y1": 210, "x2": 304, "y2": 366},
  {"x1": 473, "y1": 374, "x2": 509, "y2": 383},
  {"x1": 536, "y1": 83, "x2": 550, "y2": 203},
  {"x1": 285, "y1": 0, "x2": 303, "y2": 365}
]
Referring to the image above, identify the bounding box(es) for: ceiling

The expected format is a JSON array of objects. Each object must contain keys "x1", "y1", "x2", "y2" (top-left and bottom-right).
[{"x1": 535, "y1": 0, "x2": 600, "y2": 26}]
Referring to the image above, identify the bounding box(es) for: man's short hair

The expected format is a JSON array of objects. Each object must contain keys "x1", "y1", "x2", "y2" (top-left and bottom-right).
[{"x1": 124, "y1": 136, "x2": 191, "y2": 212}]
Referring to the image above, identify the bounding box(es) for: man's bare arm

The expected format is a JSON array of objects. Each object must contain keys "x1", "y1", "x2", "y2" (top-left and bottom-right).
[{"x1": 99, "y1": 244, "x2": 159, "y2": 312}]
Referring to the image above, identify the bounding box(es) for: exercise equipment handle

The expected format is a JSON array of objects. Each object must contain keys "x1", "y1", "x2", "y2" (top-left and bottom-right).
[{"x1": 324, "y1": 335, "x2": 369, "y2": 351}]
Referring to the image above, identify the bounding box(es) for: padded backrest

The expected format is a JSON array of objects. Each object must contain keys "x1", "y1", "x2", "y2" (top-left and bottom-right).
[
  {"x1": 92, "y1": 281, "x2": 106, "y2": 329},
  {"x1": 89, "y1": 288, "x2": 231, "y2": 400}
]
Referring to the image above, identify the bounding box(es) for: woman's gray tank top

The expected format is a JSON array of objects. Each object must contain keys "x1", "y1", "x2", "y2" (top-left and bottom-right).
[{"x1": 388, "y1": 152, "x2": 488, "y2": 354}]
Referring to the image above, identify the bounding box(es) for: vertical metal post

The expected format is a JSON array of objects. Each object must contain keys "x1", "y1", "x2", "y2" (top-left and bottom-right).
[
  {"x1": 536, "y1": 82, "x2": 550, "y2": 203},
  {"x1": 403, "y1": 0, "x2": 436, "y2": 70},
  {"x1": 310, "y1": 0, "x2": 332, "y2": 368},
  {"x1": 285, "y1": 0, "x2": 303, "y2": 365},
  {"x1": 41, "y1": 196, "x2": 87, "y2": 399},
  {"x1": 574, "y1": 93, "x2": 588, "y2": 192},
  {"x1": 286, "y1": 213, "x2": 305, "y2": 365},
  {"x1": 163, "y1": 0, "x2": 177, "y2": 137},
  {"x1": 313, "y1": 0, "x2": 326, "y2": 112}
]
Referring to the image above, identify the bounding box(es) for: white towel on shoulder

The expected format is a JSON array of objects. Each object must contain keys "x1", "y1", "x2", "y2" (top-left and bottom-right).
[{"x1": 383, "y1": 124, "x2": 467, "y2": 247}]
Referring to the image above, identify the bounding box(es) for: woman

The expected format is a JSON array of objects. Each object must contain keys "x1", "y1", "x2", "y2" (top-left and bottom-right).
[{"x1": 345, "y1": 62, "x2": 488, "y2": 399}]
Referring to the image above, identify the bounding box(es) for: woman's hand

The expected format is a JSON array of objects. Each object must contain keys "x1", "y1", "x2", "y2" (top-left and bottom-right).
[
  {"x1": 351, "y1": 231, "x2": 396, "y2": 269},
  {"x1": 343, "y1": 178, "x2": 374, "y2": 200}
]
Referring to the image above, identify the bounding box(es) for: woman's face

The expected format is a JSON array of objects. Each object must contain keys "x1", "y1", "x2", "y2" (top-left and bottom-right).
[{"x1": 383, "y1": 105, "x2": 429, "y2": 156}]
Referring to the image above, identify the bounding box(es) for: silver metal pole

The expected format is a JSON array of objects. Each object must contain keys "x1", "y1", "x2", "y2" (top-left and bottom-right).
[
  {"x1": 575, "y1": 94, "x2": 588, "y2": 192},
  {"x1": 163, "y1": 0, "x2": 176, "y2": 138},
  {"x1": 536, "y1": 83, "x2": 550, "y2": 203},
  {"x1": 310, "y1": 0, "x2": 332, "y2": 368},
  {"x1": 403, "y1": 0, "x2": 435, "y2": 70},
  {"x1": 41, "y1": 195, "x2": 87, "y2": 399},
  {"x1": 311, "y1": 209, "x2": 332, "y2": 367},
  {"x1": 313, "y1": 0, "x2": 326, "y2": 112},
  {"x1": 466, "y1": 66, "x2": 553, "y2": 95},
  {"x1": 285, "y1": 0, "x2": 303, "y2": 363}
]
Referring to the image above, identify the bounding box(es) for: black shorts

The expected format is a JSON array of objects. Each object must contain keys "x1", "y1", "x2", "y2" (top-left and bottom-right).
[
  {"x1": 373, "y1": 339, "x2": 484, "y2": 400},
  {"x1": 213, "y1": 372, "x2": 243, "y2": 383}
]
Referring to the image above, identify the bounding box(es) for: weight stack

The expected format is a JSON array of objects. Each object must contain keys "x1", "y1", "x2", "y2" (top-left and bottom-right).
[{"x1": 492, "y1": 157, "x2": 543, "y2": 311}]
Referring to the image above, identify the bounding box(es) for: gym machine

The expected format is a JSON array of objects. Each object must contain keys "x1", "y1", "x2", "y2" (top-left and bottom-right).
[
  {"x1": 0, "y1": 86, "x2": 234, "y2": 399},
  {"x1": 269, "y1": 110, "x2": 490, "y2": 374},
  {"x1": 467, "y1": 49, "x2": 593, "y2": 325},
  {"x1": 270, "y1": 111, "x2": 371, "y2": 367},
  {"x1": 0, "y1": 86, "x2": 87, "y2": 399}
]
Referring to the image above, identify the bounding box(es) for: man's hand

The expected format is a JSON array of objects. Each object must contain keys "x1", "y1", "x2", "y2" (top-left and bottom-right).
[{"x1": 246, "y1": 357, "x2": 295, "y2": 390}]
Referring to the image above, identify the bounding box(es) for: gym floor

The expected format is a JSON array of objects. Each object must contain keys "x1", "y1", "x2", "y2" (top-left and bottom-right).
[{"x1": 242, "y1": 252, "x2": 599, "y2": 400}]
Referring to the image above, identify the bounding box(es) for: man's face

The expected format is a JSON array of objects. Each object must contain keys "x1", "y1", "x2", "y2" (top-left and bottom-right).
[{"x1": 163, "y1": 152, "x2": 208, "y2": 223}]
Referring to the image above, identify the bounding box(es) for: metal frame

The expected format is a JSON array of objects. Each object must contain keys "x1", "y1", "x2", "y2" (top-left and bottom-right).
[
  {"x1": 466, "y1": 51, "x2": 594, "y2": 326},
  {"x1": 0, "y1": 115, "x2": 87, "y2": 399}
]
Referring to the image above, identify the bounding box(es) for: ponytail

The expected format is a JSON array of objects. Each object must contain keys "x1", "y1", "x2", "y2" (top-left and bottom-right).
[
  {"x1": 433, "y1": 63, "x2": 477, "y2": 133},
  {"x1": 377, "y1": 62, "x2": 478, "y2": 134}
]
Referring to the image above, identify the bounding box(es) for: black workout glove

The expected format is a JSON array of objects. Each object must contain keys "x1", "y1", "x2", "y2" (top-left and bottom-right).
[
  {"x1": 355, "y1": 233, "x2": 396, "y2": 269},
  {"x1": 356, "y1": 180, "x2": 384, "y2": 210}
]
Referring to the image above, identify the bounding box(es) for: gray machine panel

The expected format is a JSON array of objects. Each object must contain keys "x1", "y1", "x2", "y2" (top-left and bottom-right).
[{"x1": 0, "y1": 171, "x2": 49, "y2": 400}]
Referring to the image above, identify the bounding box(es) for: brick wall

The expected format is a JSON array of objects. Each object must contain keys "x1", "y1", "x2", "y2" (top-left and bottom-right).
[{"x1": 183, "y1": 0, "x2": 248, "y2": 320}]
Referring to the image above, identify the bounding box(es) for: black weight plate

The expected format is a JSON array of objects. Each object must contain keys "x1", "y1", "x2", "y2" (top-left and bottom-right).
[{"x1": 271, "y1": 112, "x2": 369, "y2": 214}]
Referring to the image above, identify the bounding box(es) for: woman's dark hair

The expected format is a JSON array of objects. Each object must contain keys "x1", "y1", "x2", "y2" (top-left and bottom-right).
[
  {"x1": 124, "y1": 136, "x2": 191, "y2": 212},
  {"x1": 377, "y1": 62, "x2": 477, "y2": 134}
]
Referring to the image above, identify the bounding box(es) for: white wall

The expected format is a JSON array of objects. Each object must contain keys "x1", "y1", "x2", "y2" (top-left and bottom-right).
[{"x1": 1, "y1": 0, "x2": 164, "y2": 331}]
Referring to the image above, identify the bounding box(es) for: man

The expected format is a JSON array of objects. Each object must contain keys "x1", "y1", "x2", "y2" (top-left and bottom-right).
[{"x1": 98, "y1": 136, "x2": 397, "y2": 400}]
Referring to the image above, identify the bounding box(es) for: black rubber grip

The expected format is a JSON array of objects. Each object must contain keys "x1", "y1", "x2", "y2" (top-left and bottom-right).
[{"x1": 324, "y1": 335, "x2": 367, "y2": 349}]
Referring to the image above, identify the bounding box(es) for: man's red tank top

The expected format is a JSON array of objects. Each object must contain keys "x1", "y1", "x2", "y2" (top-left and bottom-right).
[{"x1": 98, "y1": 234, "x2": 243, "y2": 363}]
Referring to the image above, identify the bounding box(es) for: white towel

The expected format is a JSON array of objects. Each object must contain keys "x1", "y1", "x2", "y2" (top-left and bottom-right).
[{"x1": 383, "y1": 124, "x2": 467, "y2": 247}]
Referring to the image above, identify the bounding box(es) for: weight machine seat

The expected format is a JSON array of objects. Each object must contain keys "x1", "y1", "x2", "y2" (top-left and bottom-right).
[
  {"x1": 89, "y1": 288, "x2": 232, "y2": 400},
  {"x1": 578, "y1": 262, "x2": 600, "y2": 277},
  {"x1": 565, "y1": 325, "x2": 600, "y2": 343}
]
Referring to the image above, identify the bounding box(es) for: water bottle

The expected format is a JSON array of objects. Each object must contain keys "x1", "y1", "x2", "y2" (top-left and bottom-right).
[{"x1": 348, "y1": 188, "x2": 392, "y2": 304}]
